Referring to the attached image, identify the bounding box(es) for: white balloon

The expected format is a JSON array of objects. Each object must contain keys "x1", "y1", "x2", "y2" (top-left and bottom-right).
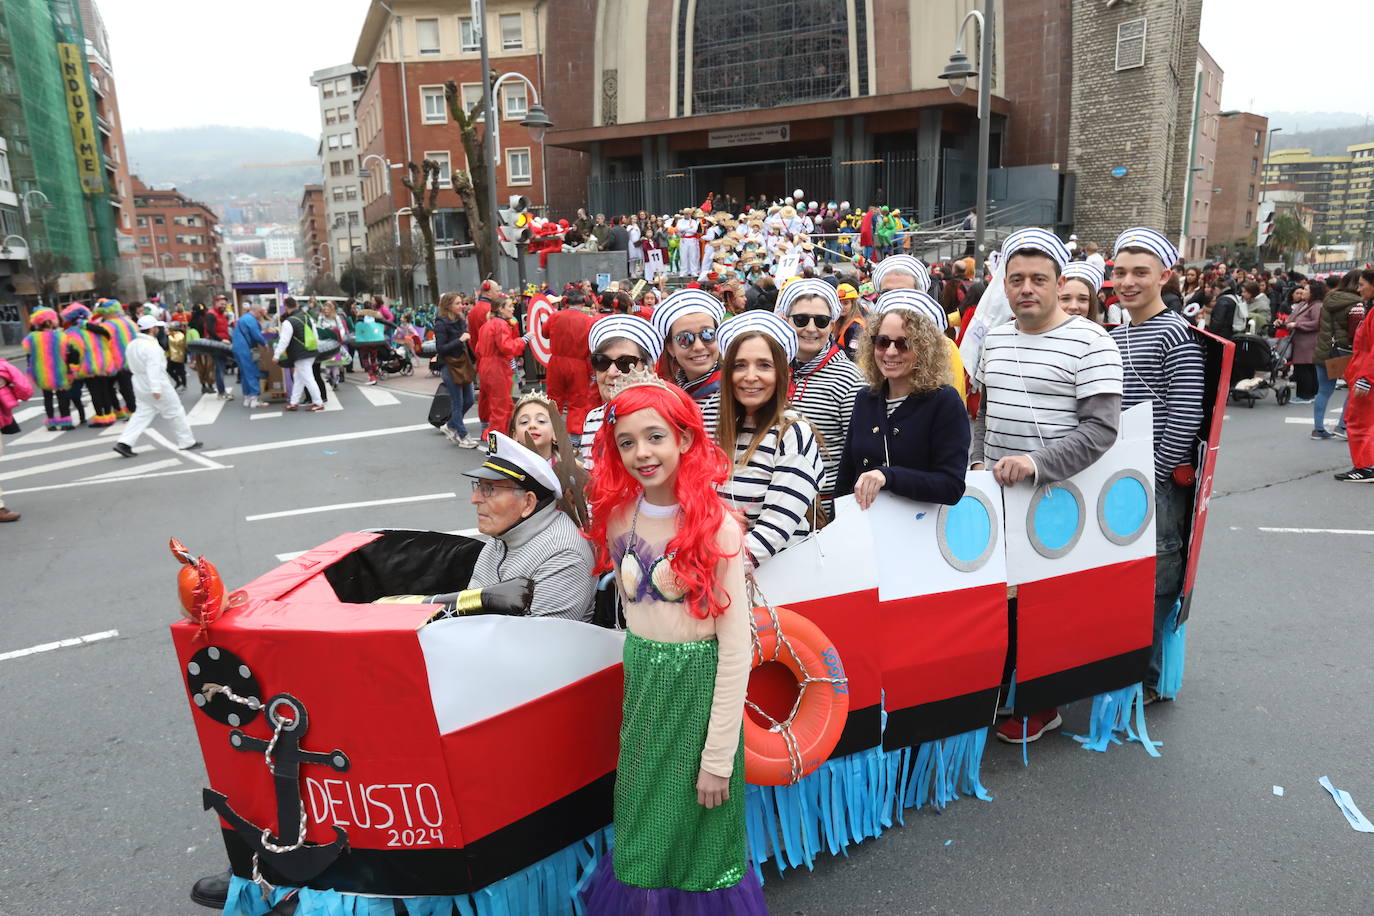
[{"x1": 793, "y1": 189, "x2": 804, "y2": 200}]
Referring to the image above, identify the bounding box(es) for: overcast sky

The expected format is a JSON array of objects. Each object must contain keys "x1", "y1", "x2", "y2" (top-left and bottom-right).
[{"x1": 99, "y1": 0, "x2": 1370, "y2": 137}]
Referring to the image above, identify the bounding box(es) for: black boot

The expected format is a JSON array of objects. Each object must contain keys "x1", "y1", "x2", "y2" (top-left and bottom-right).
[{"x1": 189, "y1": 868, "x2": 231, "y2": 909}]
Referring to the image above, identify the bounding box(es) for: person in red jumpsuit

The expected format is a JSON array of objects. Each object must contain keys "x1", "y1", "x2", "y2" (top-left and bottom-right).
[
  {"x1": 1337, "y1": 274, "x2": 1373, "y2": 481},
  {"x1": 541, "y1": 296, "x2": 596, "y2": 435},
  {"x1": 475, "y1": 296, "x2": 526, "y2": 438},
  {"x1": 468, "y1": 280, "x2": 500, "y2": 357}
]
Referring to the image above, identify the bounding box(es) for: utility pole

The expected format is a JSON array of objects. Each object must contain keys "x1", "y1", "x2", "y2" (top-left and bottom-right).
[{"x1": 475, "y1": 0, "x2": 499, "y2": 284}]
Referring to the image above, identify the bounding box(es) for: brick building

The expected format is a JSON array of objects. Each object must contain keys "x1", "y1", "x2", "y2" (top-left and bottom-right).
[
  {"x1": 1180, "y1": 45, "x2": 1222, "y2": 265},
  {"x1": 131, "y1": 175, "x2": 223, "y2": 298},
  {"x1": 309, "y1": 63, "x2": 366, "y2": 273},
  {"x1": 1211, "y1": 111, "x2": 1268, "y2": 249},
  {"x1": 299, "y1": 183, "x2": 329, "y2": 280},
  {"x1": 1067, "y1": 0, "x2": 1202, "y2": 253},
  {"x1": 351, "y1": 0, "x2": 548, "y2": 296}
]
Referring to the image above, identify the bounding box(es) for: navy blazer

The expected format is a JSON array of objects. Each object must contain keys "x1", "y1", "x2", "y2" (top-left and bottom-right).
[{"x1": 834, "y1": 383, "x2": 970, "y2": 506}]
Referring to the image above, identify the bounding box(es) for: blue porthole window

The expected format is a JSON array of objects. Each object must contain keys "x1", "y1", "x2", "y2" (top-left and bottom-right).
[
  {"x1": 1097, "y1": 469, "x2": 1154, "y2": 545},
  {"x1": 1026, "y1": 481, "x2": 1085, "y2": 559},
  {"x1": 936, "y1": 486, "x2": 998, "y2": 572}
]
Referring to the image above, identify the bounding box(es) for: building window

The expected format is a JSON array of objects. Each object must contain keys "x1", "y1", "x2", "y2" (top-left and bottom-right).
[
  {"x1": 345, "y1": 186, "x2": 358, "y2": 200},
  {"x1": 325, "y1": 108, "x2": 338, "y2": 125},
  {"x1": 0, "y1": 148, "x2": 11, "y2": 193},
  {"x1": 343, "y1": 159, "x2": 354, "y2": 175},
  {"x1": 328, "y1": 134, "x2": 340, "y2": 150},
  {"x1": 333, "y1": 188, "x2": 346, "y2": 201},
  {"x1": 1115, "y1": 18, "x2": 1147, "y2": 71},
  {"x1": 499, "y1": 13, "x2": 523, "y2": 50},
  {"x1": 136, "y1": 216, "x2": 147, "y2": 228},
  {"x1": 461, "y1": 82, "x2": 486, "y2": 120},
  {"x1": 157, "y1": 235, "x2": 167, "y2": 244},
  {"x1": 692, "y1": 0, "x2": 849, "y2": 116},
  {"x1": 335, "y1": 77, "x2": 349, "y2": 96},
  {"x1": 416, "y1": 18, "x2": 441, "y2": 55},
  {"x1": 337, "y1": 106, "x2": 350, "y2": 123},
  {"x1": 1253, "y1": 130, "x2": 1261, "y2": 146},
  {"x1": 421, "y1": 85, "x2": 447, "y2": 123},
  {"x1": 1245, "y1": 211, "x2": 1252, "y2": 227},
  {"x1": 1251, "y1": 158, "x2": 1258, "y2": 175},
  {"x1": 506, "y1": 147, "x2": 531, "y2": 185},
  {"x1": 1248, "y1": 185, "x2": 1254, "y2": 201},
  {"x1": 502, "y1": 81, "x2": 527, "y2": 119},
  {"x1": 323, "y1": 82, "x2": 335, "y2": 99},
  {"x1": 426, "y1": 151, "x2": 452, "y2": 187},
  {"x1": 138, "y1": 234, "x2": 150, "y2": 245},
  {"x1": 330, "y1": 161, "x2": 342, "y2": 177},
  {"x1": 459, "y1": 16, "x2": 478, "y2": 52},
  {"x1": 340, "y1": 132, "x2": 354, "y2": 149}
]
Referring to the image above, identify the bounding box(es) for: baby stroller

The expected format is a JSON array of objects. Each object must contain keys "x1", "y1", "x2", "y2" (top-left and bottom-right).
[
  {"x1": 1228, "y1": 333, "x2": 1291, "y2": 407},
  {"x1": 420, "y1": 339, "x2": 440, "y2": 376},
  {"x1": 376, "y1": 341, "x2": 415, "y2": 378}
]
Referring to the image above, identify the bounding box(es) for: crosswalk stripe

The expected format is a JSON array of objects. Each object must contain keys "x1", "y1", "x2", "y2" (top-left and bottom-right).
[
  {"x1": 144, "y1": 429, "x2": 227, "y2": 469},
  {"x1": 80, "y1": 457, "x2": 182, "y2": 480},
  {"x1": 204, "y1": 423, "x2": 431, "y2": 457},
  {"x1": 9, "y1": 425, "x2": 65, "y2": 447},
  {"x1": 186, "y1": 394, "x2": 227, "y2": 426},
  {"x1": 358, "y1": 386, "x2": 400, "y2": 407},
  {"x1": 323, "y1": 394, "x2": 344, "y2": 412},
  {"x1": 5, "y1": 463, "x2": 224, "y2": 495},
  {"x1": 246, "y1": 491, "x2": 456, "y2": 522},
  {"x1": 0, "y1": 436, "x2": 111, "y2": 463},
  {"x1": 99, "y1": 422, "x2": 124, "y2": 437},
  {"x1": 0, "y1": 449, "x2": 121, "y2": 482},
  {"x1": 250, "y1": 411, "x2": 282, "y2": 420},
  {"x1": 12, "y1": 406, "x2": 44, "y2": 423}
]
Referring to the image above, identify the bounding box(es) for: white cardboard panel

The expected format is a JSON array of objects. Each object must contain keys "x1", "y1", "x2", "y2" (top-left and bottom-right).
[{"x1": 752, "y1": 495, "x2": 879, "y2": 606}]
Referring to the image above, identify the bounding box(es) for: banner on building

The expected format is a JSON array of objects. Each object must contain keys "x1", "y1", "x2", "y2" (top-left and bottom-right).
[{"x1": 57, "y1": 43, "x2": 103, "y2": 194}]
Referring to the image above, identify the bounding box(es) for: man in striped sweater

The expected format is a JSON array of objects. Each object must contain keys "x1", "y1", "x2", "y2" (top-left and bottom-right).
[{"x1": 1109, "y1": 228, "x2": 1205, "y2": 702}]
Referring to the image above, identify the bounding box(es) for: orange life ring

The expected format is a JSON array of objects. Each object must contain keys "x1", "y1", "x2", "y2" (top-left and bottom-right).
[{"x1": 743, "y1": 605, "x2": 849, "y2": 786}]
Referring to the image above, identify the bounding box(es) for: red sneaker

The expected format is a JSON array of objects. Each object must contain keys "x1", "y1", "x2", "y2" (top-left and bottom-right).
[{"x1": 995, "y1": 708, "x2": 1062, "y2": 744}]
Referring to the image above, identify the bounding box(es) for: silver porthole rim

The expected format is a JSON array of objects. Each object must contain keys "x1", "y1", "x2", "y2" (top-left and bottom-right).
[
  {"x1": 1096, "y1": 468, "x2": 1154, "y2": 546},
  {"x1": 936, "y1": 485, "x2": 999, "y2": 572},
  {"x1": 1026, "y1": 479, "x2": 1085, "y2": 559}
]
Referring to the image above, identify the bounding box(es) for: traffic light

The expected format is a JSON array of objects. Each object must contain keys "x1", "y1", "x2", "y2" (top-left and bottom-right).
[
  {"x1": 497, "y1": 195, "x2": 532, "y2": 259},
  {"x1": 1255, "y1": 201, "x2": 1277, "y2": 247}
]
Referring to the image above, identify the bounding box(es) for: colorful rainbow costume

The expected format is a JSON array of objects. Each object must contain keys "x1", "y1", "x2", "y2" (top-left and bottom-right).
[
  {"x1": 94, "y1": 300, "x2": 138, "y2": 418},
  {"x1": 22, "y1": 309, "x2": 77, "y2": 429},
  {"x1": 65, "y1": 303, "x2": 120, "y2": 427}
]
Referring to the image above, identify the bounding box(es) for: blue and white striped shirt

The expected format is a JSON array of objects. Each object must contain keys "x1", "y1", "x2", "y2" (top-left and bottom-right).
[{"x1": 1110, "y1": 310, "x2": 1205, "y2": 481}]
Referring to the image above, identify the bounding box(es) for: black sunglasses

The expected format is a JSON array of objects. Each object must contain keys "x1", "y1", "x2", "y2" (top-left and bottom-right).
[
  {"x1": 590, "y1": 353, "x2": 643, "y2": 373},
  {"x1": 673, "y1": 326, "x2": 718, "y2": 349},
  {"x1": 789, "y1": 313, "x2": 833, "y2": 330},
  {"x1": 873, "y1": 335, "x2": 911, "y2": 353}
]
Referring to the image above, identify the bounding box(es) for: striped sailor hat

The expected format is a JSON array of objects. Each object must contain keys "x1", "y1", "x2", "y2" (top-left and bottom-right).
[
  {"x1": 587, "y1": 314, "x2": 662, "y2": 363},
  {"x1": 774, "y1": 277, "x2": 841, "y2": 319},
  {"x1": 874, "y1": 288, "x2": 947, "y2": 331},
  {"x1": 716, "y1": 309, "x2": 798, "y2": 363},
  {"x1": 871, "y1": 254, "x2": 930, "y2": 292},
  {"x1": 1000, "y1": 227, "x2": 1071, "y2": 270},
  {"x1": 1113, "y1": 227, "x2": 1179, "y2": 269},
  {"x1": 650, "y1": 288, "x2": 725, "y2": 342},
  {"x1": 1061, "y1": 260, "x2": 1104, "y2": 293}
]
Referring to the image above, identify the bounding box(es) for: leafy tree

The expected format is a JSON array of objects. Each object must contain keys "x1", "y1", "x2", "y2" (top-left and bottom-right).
[
  {"x1": 306, "y1": 274, "x2": 344, "y2": 297},
  {"x1": 1266, "y1": 213, "x2": 1312, "y2": 268},
  {"x1": 339, "y1": 264, "x2": 371, "y2": 298}
]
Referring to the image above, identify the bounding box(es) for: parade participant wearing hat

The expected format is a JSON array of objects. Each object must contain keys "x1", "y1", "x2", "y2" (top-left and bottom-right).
[
  {"x1": 95, "y1": 299, "x2": 140, "y2": 417},
  {"x1": 475, "y1": 295, "x2": 527, "y2": 438},
  {"x1": 1060, "y1": 261, "x2": 1105, "y2": 323},
  {"x1": 579, "y1": 314, "x2": 662, "y2": 471},
  {"x1": 707, "y1": 310, "x2": 822, "y2": 566},
  {"x1": 463, "y1": 431, "x2": 595, "y2": 621},
  {"x1": 112, "y1": 315, "x2": 202, "y2": 457},
  {"x1": 835, "y1": 289, "x2": 969, "y2": 511},
  {"x1": 774, "y1": 279, "x2": 865, "y2": 519},
  {"x1": 21, "y1": 307, "x2": 79, "y2": 430},
  {"x1": 968, "y1": 228, "x2": 1122, "y2": 745},
  {"x1": 541, "y1": 294, "x2": 597, "y2": 436},
  {"x1": 653, "y1": 289, "x2": 726, "y2": 405},
  {"x1": 1109, "y1": 228, "x2": 1205, "y2": 701},
  {"x1": 871, "y1": 255, "x2": 968, "y2": 398},
  {"x1": 676, "y1": 209, "x2": 703, "y2": 276},
  {"x1": 272, "y1": 296, "x2": 324, "y2": 411}
]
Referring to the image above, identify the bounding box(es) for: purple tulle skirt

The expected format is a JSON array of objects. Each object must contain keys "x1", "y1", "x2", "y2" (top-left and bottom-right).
[{"x1": 579, "y1": 855, "x2": 768, "y2": 915}]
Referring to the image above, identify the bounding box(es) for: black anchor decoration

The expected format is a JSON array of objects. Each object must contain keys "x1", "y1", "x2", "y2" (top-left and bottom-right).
[{"x1": 201, "y1": 692, "x2": 351, "y2": 884}]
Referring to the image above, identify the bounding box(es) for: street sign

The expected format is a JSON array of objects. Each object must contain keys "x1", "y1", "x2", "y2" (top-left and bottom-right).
[
  {"x1": 1255, "y1": 201, "x2": 1277, "y2": 246},
  {"x1": 1110, "y1": 165, "x2": 1129, "y2": 179}
]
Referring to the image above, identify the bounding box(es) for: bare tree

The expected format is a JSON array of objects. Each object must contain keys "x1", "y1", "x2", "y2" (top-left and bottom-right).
[
  {"x1": 401, "y1": 158, "x2": 443, "y2": 309},
  {"x1": 29, "y1": 251, "x2": 70, "y2": 307},
  {"x1": 444, "y1": 78, "x2": 494, "y2": 282}
]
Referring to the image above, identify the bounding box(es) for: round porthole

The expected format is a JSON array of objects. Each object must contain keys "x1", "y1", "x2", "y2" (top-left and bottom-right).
[
  {"x1": 1097, "y1": 469, "x2": 1153, "y2": 546},
  {"x1": 937, "y1": 486, "x2": 999, "y2": 572},
  {"x1": 1026, "y1": 481, "x2": 1085, "y2": 559}
]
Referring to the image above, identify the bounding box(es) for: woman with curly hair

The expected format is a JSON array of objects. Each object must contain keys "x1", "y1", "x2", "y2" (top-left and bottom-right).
[
  {"x1": 581, "y1": 375, "x2": 765, "y2": 914},
  {"x1": 835, "y1": 289, "x2": 970, "y2": 508}
]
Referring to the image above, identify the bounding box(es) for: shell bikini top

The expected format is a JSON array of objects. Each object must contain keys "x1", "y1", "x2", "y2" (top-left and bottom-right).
[{"x1": 612, "y1": 499, "x2": 688, "y2": 604}]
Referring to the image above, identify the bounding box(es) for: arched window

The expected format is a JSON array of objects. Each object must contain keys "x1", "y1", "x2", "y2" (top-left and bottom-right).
[{"x1": 690, "y1": 0, "x2": 852, "y2": 116}]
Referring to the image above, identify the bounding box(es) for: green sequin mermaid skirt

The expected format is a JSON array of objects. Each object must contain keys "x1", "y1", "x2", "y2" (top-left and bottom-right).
[{"x1": 611, "y1": 631, "x2": 748, "y2": 892}]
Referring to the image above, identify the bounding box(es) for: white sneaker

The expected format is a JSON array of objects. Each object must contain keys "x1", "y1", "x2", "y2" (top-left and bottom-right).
[
  {"x1": 458, "y1": 435, "x2": 480, "y2": 449},
  {"x1": 442, "y1": 427, "x2": 460, "y2": 444}
]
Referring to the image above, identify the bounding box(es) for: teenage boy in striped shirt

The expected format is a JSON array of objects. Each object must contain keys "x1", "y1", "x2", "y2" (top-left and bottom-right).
[{"x1": 1109, "y1": 229, "x2": 1205, "y2": 704}]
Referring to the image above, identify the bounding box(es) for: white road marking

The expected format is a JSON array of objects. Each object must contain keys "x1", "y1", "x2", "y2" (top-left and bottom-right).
[
  {"x1": 185, "y1": 394, "x2": 227, "y2": 426},
  {"x1": 144, "y1": 429, "x2": 228, "y2": 470},
  {"x1": 0, "y1": 436, "x2": 111, "y2": 463},
  {"x1": 80, "y1": 457, "x2": 182, "y2": 480},
  {"x1": 250, "y1": 411, "x2": 282, "y2": 420},
  {"x1": 9, "y1": 425, "x2": 65, "y2": 447},
  {"x1": 12, "y1": 406, "x2": 45, "y2": 423},
  {"x1": 98, "y1": 422, "x2": 124, "y2": 437},
  {"x1": 358, "y1": 386, "x2": 400, "y2": 407},
  {"x1": 0, "y1": 629, "x2": 120, "y2": 662},
  {"x1": 246, "y1": 491, "x2": 457, "y2": 522},
  {"x1": 322, "y1": 394, "x2": 344, "y2": 412},
  {"x1": 4, "y1": 463, "x2": 227, "y2": 495},
  {"x1": 0, "y1": 449, "x2": 120, "y2": 482},
  {"x1": 1257, "y1": 527, "x2": 1374, "y2": 536},
  {"x1": 205, "y1": 423, "x2": 431, "y2": 458},
  {"x1": 379, "y1": 385, "x2": 437, "y2": 401},
  {"x1": 1284, "y1": 418, "x2": 1313, "y2": 425}
]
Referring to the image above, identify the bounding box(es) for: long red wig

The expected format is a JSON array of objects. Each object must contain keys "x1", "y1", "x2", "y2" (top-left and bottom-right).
[{"x1": 587, "y1": 382, "x2": 738, "y2": 619}]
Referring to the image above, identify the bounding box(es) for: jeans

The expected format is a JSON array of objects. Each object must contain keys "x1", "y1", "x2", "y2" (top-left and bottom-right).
[
  {"x1": 1314, "y1": 363, "x2": 1349, "y2": 432},
  {"x1": 441, "y1": 365, "x2": 476, "y2": 437},
  {"x1": 1147, "y1": 479, "x2": 1189, "y2": 687},
  {"x1": 212, "y1": 353, "x2": 230, "y2": 395}
]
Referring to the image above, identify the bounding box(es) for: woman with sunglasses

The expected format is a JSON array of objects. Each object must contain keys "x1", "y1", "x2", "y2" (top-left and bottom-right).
[
  {"x1": 774, "y1": 278, "x2": 865, "y2": 521},
  {"x1": 710, "y1": 311, "x2": 823, "y2": 567},
  {"x1": 651, "y1": 288, "x2": 726, "y2": 405},
  {"x1": 579, "y1": 314, "x2": 663, "y2": 471},
  {"x1": 836, "y1": 289, "x2": 970, "y2": 510}
]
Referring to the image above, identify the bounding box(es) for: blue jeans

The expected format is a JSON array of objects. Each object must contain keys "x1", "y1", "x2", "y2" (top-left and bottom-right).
[
  {"x1": 1314, "y1": 363, "x2": 1349, "y2": 432},
  {"x1": 1147, "y1": 479, "x2": 1189, "y2": 687},
  {"x1": 441, "y1": 365, "x2": 475, "y2": 437},
  {"x1": 212, "y1": 353, "x2": 231, "y2": 395}
]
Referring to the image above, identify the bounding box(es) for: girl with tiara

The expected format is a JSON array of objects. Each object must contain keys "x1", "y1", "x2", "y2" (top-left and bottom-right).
[
  {"x1": 508, "y1": 390, "x2": 590, "y2": 530},
  {"x1": 581, "y1": 369, "x2": 766, "y2": 915}
]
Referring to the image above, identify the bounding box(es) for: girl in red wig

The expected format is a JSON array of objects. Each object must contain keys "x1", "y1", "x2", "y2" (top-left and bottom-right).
[{"x1": 581, "y1": 374, "x2": 766, "y2": 914}]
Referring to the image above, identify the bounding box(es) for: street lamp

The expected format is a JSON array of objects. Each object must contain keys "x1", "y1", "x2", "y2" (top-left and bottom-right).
[
  {"x1": 938, "y1": 0, "x2": 993, "y2": 275},
  {"x1": 361, "y1": 153, "x2": 404, "y2": 305},
  {"x1": 1259, "y1": 127, "x2": 1282, "y2": 203}
]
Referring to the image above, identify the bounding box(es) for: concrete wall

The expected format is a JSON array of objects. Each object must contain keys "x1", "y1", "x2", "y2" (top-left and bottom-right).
[{"x1": 422, "y1": 250, "x2": 630, "y2": 300}]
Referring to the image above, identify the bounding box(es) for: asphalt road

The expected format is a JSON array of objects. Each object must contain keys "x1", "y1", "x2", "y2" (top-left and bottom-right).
[{"x1": 0, "y1": 372, "x2": 1368, "y2": 915}]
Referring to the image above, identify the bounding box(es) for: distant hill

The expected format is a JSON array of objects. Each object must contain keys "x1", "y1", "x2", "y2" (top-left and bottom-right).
[
  {"x1": 123, "y1": 126, "x2": 321, "y2": 209},
  {"x1": 1269, "y1": 123, "x2": 1374, "y2": 157},
  {"x1": 1263, "y1": 111, "x2": 1371, "y2": 134}
]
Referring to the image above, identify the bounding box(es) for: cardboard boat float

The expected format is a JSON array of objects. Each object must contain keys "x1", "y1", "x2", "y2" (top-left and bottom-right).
[{"x1": 173, "y1": 331, "x2": 1232, "y2": 915}]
